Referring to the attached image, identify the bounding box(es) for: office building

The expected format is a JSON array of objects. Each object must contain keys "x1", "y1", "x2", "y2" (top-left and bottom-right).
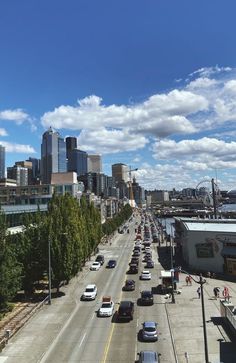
[
  {"x1": 0, "y1": 145, "x2": 5, "y2": 179},
  {"x1": 7, "y1": 165, "x2": 28, "y2": 186},
  {"x1": 41, "y1": 127, "x2": 67, "y2": 184},
  {"x1": 112, "y1": 163, "x2": 129, "y2": 183},
  {"x1": 27, "y1": 157, "x2": 40, "y2": 184},
  {"x1": 87, "y1": 154, "x2": 102, "y2": 173},
  {"x1": 66, "y1": 137, "x2": 77, "y2": 158},
  {"x1": 67, "y1": 149, "x2": 88, "y2": 176}
]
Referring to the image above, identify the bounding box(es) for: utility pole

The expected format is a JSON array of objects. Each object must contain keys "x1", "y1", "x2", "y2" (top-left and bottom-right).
[{"x1": 48, "y1": 236, "x2": 52, "y2": 305}]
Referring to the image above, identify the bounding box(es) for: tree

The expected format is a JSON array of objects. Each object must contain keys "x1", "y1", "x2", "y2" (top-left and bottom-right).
[{"x1": 0, "y1": 212, "x2": 22, "y2": 309}]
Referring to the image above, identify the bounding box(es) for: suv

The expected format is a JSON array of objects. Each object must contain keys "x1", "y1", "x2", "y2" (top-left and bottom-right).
[
  {"x1": 140, "y1": 290, "x2": 154, "y2": 305},
  {"x1": 117, "y1": 301, "x2": 134, "y2": 321},
  {"x1": 95, "y1": 255, "x2": 105, "y2": 265},
  {"x1": 81, "y1": 284, "x2": 97, "y2": 300}
]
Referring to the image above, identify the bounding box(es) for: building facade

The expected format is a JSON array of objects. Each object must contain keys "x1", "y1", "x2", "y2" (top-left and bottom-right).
[
  {"x1": 87, "y1": 154, "x2": 102, "y2": 173},
  {"x1": 112, "y1": 163, "x2": 129, "y2": 183},
  {"x1": 0, "y1": 145, "x2": 5, "y2": 179},
  {"x1": 41, "y1": 127, "x2": 67, "y2": 184},
  {"x1": 67, "y1": 149, "x2": 88, "y2": 176}
]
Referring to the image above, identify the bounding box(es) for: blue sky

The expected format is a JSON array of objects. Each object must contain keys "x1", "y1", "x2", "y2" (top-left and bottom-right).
[{"x1": 1, "y1": 0, "x2": 236, "y2": 191}]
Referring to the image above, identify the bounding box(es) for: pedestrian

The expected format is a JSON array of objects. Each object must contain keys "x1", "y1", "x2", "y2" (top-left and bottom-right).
[
  {"x1": 213, "y1": 287, "x2": 220, "y2": 299},
  {"x1": 197, "y1": 287, "x2": 201, "y2": 299},
  {"x1": 188, "y1": 275, "x2": 192, "y2": 286},
  {"x1": 222, "y1": 286, "x2": 230, "y2": 302},
  {"x1": 185, "y1": 276, "x2": 189, "y2": 286}
]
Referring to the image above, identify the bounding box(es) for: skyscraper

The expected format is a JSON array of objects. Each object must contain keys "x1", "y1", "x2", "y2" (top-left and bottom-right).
[
  {"x1": 67, "y1": 149, "x2": 88, "y2": 176},
  {"x1": 112, "y1": 163, "x2": 129, "y2": 183},
  {"x1": 66, "y1": 137, "x2": 77, "y2": 158},
  {"x1": 41, "y1": 127, "x2": 67, "y2": 184},
  {"x1": 87, "y1": 154, "x2": 102, "y2": 173},
  {"x1": 0, "y1": 145, "x2": 5, "y2": 179}
]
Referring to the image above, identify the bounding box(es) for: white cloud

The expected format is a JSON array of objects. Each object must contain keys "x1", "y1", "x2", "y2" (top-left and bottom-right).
[
  {"x1": 0, "y1": 109, "x2": 29, "y2": 123},
  {"x1": 0, "y1": 141, "x2": 36, "y2": 153},
  {"x1": 0, "y1": 128, "x2": 8, "y2": 136},
  {"x1": 78, "y1": 127, "x2": 148, "y2": 154}
]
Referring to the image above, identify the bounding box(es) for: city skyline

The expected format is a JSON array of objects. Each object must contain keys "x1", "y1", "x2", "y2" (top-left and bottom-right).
[{"x1": 1, "y1": 1, "x2": 236, "y2": 191}]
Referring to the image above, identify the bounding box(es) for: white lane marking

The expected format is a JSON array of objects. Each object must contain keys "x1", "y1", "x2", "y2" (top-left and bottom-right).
[{"x1": 79, "y1": 332, "x2": 87, "y2": 348}]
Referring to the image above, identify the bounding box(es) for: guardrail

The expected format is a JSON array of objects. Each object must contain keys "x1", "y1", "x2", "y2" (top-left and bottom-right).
[
  {"x1": 0, "y1": 295, "x2": 49, "y2": 352},
  {"x1": 220, "y1": 299, "x2": 236, "y2": 333}
]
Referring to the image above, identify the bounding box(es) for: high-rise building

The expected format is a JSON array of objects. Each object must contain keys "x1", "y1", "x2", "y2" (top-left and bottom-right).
[
  {"x1": 112, "y1": 163, "x2": 129, "y2": 183},
  {"x1": 7, "y1": 165, "x2": 28, "y2": 186},
  {"x1": 0, "y1": 145, "x2": 5, "y2": 179},
  {"x1": 66, "y1": 137, "x2": 77, "y2": 158},
  {"x1": 87, "y1": 154, "x2": 102, "y2": 173},
  {"x1": 67, "y1": 149, "x2": 88, "y2": 176},
  {"x1": 41, "y1": 127, "x2": 67, "y2": 184},
  {"x1": 27, "y1": 157, "x2": 40, "y2": 184}
]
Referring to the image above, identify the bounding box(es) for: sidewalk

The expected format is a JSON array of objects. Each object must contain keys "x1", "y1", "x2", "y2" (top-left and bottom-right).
[{"x1": 165, "y1": 271, "x2": 236, "y2": 363}]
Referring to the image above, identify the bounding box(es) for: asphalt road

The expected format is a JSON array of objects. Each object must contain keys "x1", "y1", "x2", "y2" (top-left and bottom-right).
[{"x1": 0, "y1": 216, "x2": 176, "y2": 363}]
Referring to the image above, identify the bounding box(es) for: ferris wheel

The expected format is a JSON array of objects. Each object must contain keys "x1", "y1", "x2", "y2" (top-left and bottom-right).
[{"x1": 195, "y1": 178, "x2": 220, "y2": 207}]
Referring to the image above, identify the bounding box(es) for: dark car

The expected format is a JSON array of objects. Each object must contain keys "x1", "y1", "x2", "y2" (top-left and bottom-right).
[
  {"x1": 106, "y1": 259, "x2": 117, "y2": 268},
  {"x1": 146, "y1": 260, "x2": 154, "y2": 268},
  {"x1": 140, "y1": 290, "x2": 154, "y2": 305},
  {"x1": 129, "y1": 257, "x2": 139, "y2": 265},
  {"x1": 123, "y1": 279, "x2": 135, "y2": 291},
  {"x1": 117, "y1": 301, "x2": 134, "y2": 321},
  {"x1": 128, "y1": 264, "x2": 138, "y2": 274},
  {"x1": 95, "y1": 255, "x2": 105, "y2": 265},
  {"x1": 138, "y1": 350, "x2": 160, "y2": 363}
]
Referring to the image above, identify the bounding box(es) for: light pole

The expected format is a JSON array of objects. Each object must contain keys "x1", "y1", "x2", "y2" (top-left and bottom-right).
[
  {"x1": 48, "y1": 236, "x2": 52, "y2": 305},
  {"x1": 181, "y1": 270, "x2": 209, "y2": 363}
]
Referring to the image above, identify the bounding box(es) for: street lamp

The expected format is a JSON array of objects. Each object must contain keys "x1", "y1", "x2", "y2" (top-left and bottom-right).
[{"x1": 181, "y1": 270, "x2": 209, "y2": 363}]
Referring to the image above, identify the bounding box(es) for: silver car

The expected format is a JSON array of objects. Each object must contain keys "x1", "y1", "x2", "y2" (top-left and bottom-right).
[{"x1": 142, "y1": 321, "x2": 158, "y2": 341}]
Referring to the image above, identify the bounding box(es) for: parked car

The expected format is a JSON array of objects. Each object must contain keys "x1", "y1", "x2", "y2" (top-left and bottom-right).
[
  {"x1": 123, "y1": 279, "x2": 135, "y2": 291},
  {"x1": 142, "y1": 321, "x2": 158, "y2": 341},
  {"x1": 117, "y1": 301, "x2": 134, "y2": 321},
  {"x1": 81, "y1": 284, "x2": 97, "y2": 300},
  {"x1": 95, "y1": 255, "x2": 105, "y2": 265},
  {"x1": 140, "y1": 290, "x2": 154, "y2": 305},
  {"x1": 140, "y1": 270, "x2": 151, "y2": 280},
  {"x1": 137, "y1": 350, "x2": 160, "y2": 363},
  {"x1": 90, "y1": 261, "x2": 101, "y2": 271},
  {"x1": 97, "y1": 296, "x2": 114, "y2": 317},
  {"x1": 106, "y1": 259, "x2": 117, "y2": 268}
]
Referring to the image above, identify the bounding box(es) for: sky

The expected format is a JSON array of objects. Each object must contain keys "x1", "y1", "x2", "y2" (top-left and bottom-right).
[{"x1": 1, "y1": 1, "x2": 236, "y2": 191}]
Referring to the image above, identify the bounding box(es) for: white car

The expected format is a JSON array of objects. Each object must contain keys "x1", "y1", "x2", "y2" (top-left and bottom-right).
[
  {"x1": 140, "y1": 270, "x2": 152, "y2": 280},
  {"x1": 98, "y1": 296, "x2": 114, "y2": 317},
  {"x1": 90, "y1": 261, "x2": 101, "y2": 271},
  {"x1": 81, "y1": 284, "x2": 97, "y2": 300}
]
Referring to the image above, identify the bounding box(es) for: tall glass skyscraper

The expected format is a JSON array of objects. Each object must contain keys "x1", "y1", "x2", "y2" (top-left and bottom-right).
[
  {"x1": 67, "y1": 149, "x2": 88, "y2": 176},
  {"x1": 0, "y1": 145, "x2": 5, "y2": 179},
  {"x1": 41, "y1": 127, "x2": 67, "y2": 184}
]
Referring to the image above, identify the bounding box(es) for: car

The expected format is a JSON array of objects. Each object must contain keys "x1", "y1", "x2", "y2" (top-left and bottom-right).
[
  {"x1": 145, "y1": 260, "x2": 154, "y2": 268},
  {"x1": 129, "y1": 258, "x2": 139, "y2": 265},
  {"x1": 137, "y1": 350, "x2": 160, "y2": 363},
  {"x1": 97, "y1": 296, "x2": 114, "y2": 317},
  {"x1": 95, "y1": 255, "x2": 105, "y2": 265},
  {"x1": 90, "y1": 261, "x2": 101, "y2": 271},
  {"x1": 81, "y1": 284, "x2": 97, "y2": 300},
  {"x1": 123, "y1": 279, "x2": 135, "y2": 291},
  {"x1": 140, "y1": 270, "x2": 151, "y2": 280},
  {"x1": 106, "y1": 259, "x2": 117, "y2": 268},
  {"x1": 133, "y1": 250, "x2": 140, "y2": 257},
  {"x1": 142, "y1": 321, "x2": 158, "y2": 341},
  {"x1": 117, "y1": 301, "x2": 134, "y2": 321},
  {"x1": 129, "y1": 264, "x2": 138, "y2": 274},
  {"x1": 140, "y1": 290, "x2": 154, "y2": 305}
]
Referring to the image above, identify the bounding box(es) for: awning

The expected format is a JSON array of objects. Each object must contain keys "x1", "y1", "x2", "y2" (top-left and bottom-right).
[{"x1": 221, "y1": 247, "x2": 236, "y2": 257}]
